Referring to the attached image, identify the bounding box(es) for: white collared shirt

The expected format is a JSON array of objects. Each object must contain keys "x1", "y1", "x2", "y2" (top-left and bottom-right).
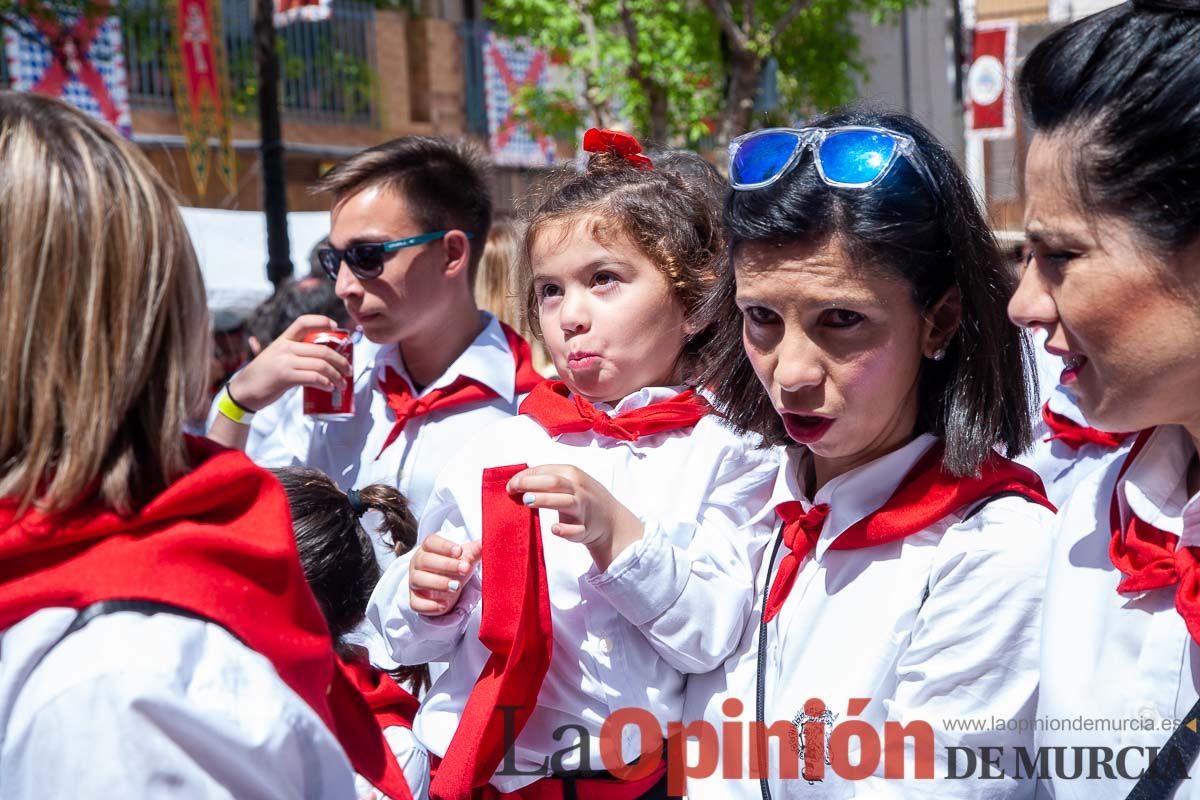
[
  {"x1": 1016, "y1": 384, "x2": 1133, "y2": 509},
  {"x1": 0, "y1": 608, "x2": 356, "y2": 798},
  {"x1": 366, "y1": 387, "x2": 780, "y2": 793},
  {"x1": 684, "y1": 434, "x2": 1055, "y2": 799},
  {"x1": 1037, "y1": 424, "x2": 1200, "y2": 800},
  {"x1": 238, "y1": 313, "x2": 527, "y2": 565},
  {"x1": 353, "y1": 726, "x2": 430, "y2": 800}
]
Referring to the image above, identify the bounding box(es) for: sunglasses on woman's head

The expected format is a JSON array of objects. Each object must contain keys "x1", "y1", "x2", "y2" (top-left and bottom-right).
[
  {"x1": 728, "y1": 126, "x2": 936, "y2": 193},
  {"x1": 317, "y1": 230, "x2": 473, "y2": 281}
]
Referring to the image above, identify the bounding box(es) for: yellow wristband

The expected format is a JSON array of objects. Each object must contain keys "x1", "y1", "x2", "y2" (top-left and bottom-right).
[{"x1": 217, "y1": 386, "x2": 255, "y2": 425}]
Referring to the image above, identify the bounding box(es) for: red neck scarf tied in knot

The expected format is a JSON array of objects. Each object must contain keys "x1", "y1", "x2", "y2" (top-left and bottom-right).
[
  {"x1": 376, "y1": 322, "x2": 545, "y2": 459},
  {"x1": 760, "y1": 442, "x2": 1054, "y2": 624},
  {"x1": 1042, "y1": 402, "x2": 1133, "y2": 451},
  {"x1": 763, "y1": 501, "x2": 831, "y2": 623},
  {"x1": 519, "y1": 380, "x2": 710, "y2": 442},
  {"x1": 1109, "y1": 430, "x2": 1200, "y2": 643}
]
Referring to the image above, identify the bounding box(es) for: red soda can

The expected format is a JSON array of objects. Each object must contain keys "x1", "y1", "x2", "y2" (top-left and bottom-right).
[{"x1": 302, "y1": 328, "x2": 354, "y2": 419}]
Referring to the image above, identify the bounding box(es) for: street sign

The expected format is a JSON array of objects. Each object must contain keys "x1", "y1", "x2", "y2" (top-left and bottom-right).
[{"x1": 968, "y1": 20, "x2": 1017, "y2": 139}]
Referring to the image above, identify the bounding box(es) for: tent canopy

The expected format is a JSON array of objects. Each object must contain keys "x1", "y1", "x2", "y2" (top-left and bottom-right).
[{"x1": 181, "y1": 207, "x2": 332, "y2": 330}]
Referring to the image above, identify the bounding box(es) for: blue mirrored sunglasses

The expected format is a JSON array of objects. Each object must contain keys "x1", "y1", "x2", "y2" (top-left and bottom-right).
[
  {"x1": 318, "y1": 230, "x2": 474, "y2": 281},
  {"x1": 728, "y1": 126, "x2": 935, "y2": 193}
]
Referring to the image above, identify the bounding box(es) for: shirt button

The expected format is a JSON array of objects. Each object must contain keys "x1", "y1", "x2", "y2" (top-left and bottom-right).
[{"x1": 598, "y1": 636, "x2": 612, "y2": 655}]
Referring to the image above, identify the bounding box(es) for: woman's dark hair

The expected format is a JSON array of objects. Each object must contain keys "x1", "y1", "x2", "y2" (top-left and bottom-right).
[
  {"x1": 703, "y1": 108, "x2": 1035, "y2": 476},
  {"x1": 516, "y1": 146, "x2": 725, "y2": 384},
  {"x1": 272, "y1": 467, "x2": 428, "y2": 692},
  {"x1": 1017, "y1": 0, "x2": 1200, "y2": 257}
]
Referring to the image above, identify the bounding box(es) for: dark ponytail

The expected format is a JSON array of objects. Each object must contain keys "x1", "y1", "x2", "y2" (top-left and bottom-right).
[{"x1": 349, "y1": 482, "x2": 428, "y2": 693}]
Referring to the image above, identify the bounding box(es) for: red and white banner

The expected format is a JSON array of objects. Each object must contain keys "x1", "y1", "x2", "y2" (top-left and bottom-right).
[
  {"x1": 274, "y1": 0, "x2": 331, "y2": 27},
  {"x1": 967, "y1": 20, "x2": 1017, "y2": 139},
  {"x1": 167, "y1": 0, "x2": 237, "y2": 193}
]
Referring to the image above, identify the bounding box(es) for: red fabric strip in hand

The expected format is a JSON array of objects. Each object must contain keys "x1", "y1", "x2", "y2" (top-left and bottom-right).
[{"x1": 428, "y1": 464, "x2": 553, "y2": 800}]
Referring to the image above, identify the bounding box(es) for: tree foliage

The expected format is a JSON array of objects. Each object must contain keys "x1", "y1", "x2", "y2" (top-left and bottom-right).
[{"x1": 486, "y1": 0, "x2": 922, "y2": 149}]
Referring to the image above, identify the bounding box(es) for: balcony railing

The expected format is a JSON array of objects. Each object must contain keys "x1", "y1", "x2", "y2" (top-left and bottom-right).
[{"x1": 120, "y1": 0, "x2": 379, "y2": 126}]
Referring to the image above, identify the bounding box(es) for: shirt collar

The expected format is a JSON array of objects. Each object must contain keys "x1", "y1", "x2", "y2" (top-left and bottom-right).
[
  {"x1": 1118, "y1": 425, "x2": 1199, "y2": 543},
  {"x1": 587, "y1": 385, "x2": 689, "y2": 415},
  {"x1": 366, "y1": 312, "x2": 518, "y2": 402},
  {"x1": 1047, "y1": 384, "x2": 1089, "y2": 426},
  {"x1": 753, "y1": 433, "x2": 940, "y2": 560}
]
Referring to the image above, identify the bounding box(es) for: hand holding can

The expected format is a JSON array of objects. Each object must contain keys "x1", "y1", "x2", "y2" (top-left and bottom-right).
[
  {"x1": 224, "y1": 315, "x2": 350, "y2": 414},
  {"x1": 302, "y1": 328, "x2": 354, "y2": 419}
]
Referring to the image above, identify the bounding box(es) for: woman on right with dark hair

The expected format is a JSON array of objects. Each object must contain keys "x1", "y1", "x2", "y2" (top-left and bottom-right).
[
  {"x1": 1009, "y1": 2, "x2": 1200, "y2": 798},
  {"x1": 683, "y1": 109, "x2": 1056, "y2": 798}
]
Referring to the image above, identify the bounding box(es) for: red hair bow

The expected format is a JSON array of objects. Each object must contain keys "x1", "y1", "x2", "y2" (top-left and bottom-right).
[{"x1": 582, "y1": 128, "x2": 653, "y2": 170}]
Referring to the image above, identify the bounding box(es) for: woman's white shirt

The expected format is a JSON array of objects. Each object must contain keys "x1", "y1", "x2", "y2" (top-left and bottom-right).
[
  {"x1": 1037, "y1": 424, "x2": 1200, "y2": 799},
  {"x1": 1018, "y1": 384, "x2": 1132, "y2": 509},
  {"x1": 0, "y1": 608, "x2": 357, "y2": 798},
  {"x1": 684, "y1": 433, "x2": 1055, "y2": 799}
]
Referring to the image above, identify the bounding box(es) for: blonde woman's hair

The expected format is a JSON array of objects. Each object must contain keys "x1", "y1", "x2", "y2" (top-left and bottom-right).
[
  {"x1": 475, "y1": 214, "x2": 555, "y2": 376},
  {"x1": 0, "y1": 92, "x2": 209, "y2": 516},
  {"x1": 474, "y1": 213, "x2": 522, "y2": 326}
]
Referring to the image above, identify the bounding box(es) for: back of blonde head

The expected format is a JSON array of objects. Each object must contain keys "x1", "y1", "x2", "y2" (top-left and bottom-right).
[{"x1": 0, "y1": 92, "x2": 208, "y2": 515}]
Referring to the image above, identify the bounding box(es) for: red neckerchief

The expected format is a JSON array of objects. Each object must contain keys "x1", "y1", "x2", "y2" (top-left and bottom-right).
[
  {"x1": 0, "y1": 437, "x2": 412, "y2": 800},
  {"x1": 339, "y1": 657, "x2": 419, "y2": 732},
  {"x1": 1108, "y1": 429, "x2": 1200, "y2": 643},
  {"x1": 518, "y1": 380, "x2": 710, "y2": 442},
  {"x1": 428, "y1": 465, "x2": 552, "y2": 800},
  {"x1": 377, "y1": 322, "x2": 545, "y2": 458},
  {"x1": 764, "y1": 441, "x2": 1055, "y2": 622},
  {"x1": 1042, "y1": 402, "x2": 1132, "y2": 451}
]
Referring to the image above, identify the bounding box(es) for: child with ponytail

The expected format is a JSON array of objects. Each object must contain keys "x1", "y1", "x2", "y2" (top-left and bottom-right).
[{"x1": 367, "y1": 130, "x2": 779, "y2": 799}]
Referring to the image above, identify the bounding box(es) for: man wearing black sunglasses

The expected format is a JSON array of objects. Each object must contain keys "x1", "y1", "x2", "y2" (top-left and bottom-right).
[{"x1": 209, "y1": 137, "x2": 543, "y2": 560}]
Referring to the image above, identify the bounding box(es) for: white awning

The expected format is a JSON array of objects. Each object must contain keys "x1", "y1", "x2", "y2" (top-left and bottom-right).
[{"x1": 180, "y1": 207, "x2": 332, "y2": 330}]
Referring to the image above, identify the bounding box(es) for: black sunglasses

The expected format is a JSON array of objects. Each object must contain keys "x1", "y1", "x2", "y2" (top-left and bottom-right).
[{"x1": 317, "y1": 230, "x2": 473, "y2": 281}]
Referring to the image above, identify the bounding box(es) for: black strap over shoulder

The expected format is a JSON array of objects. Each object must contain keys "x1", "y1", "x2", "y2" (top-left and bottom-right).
[
  {"x1": 29, "y1": 599, "x2": 233, "y2": 677},
  {"x1": 962, "y1": 489, "x2": 1039, "y2": 521},
  {"x1": 1126, "y1": 696, "x2": 1200, "y2": 799}
]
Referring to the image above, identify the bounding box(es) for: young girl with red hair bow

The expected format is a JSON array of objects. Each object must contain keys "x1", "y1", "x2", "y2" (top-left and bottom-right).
[{"x1": 367, "y1": 133, "x2": 779, "y2": 800}]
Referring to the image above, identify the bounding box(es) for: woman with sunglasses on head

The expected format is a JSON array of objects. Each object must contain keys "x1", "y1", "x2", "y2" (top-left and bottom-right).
[
  {"x1": 682, "y1": 110, "x2": 1055, "y2": 798},
  {"x1": 1009, "y1": 2, "x2": 1200, "y2": 797}
]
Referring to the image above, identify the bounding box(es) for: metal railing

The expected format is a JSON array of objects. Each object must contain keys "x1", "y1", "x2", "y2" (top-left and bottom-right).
[
  {"x1": 120, "y1": 0, "x2": 379, "y2": 125},
  {"x1": 460, "y1": 17, "x2": 487, "y2": 137}
]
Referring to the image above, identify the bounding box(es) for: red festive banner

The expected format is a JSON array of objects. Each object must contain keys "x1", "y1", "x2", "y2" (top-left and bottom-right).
[
  {"x1": 167, "y1": 0, "x2": 237, "y2": 193},
  {"x1": 967, "y1": 20, "x2": 1017, "y2": 139}
]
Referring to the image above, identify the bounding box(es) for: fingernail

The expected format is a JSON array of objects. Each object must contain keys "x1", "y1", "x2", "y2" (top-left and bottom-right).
[
  {"x1": 447, "y1": 579, "x2": 460, "y2": 592},
  {"x1": 451, "y1": 545, "x2": 462, "y2": 557},
  {"x1": 458, "y1": 560, "x2": 469, "y2": 574},
  {"x1": 522, "y1": 492, "x2": 536, "y2": 506}
]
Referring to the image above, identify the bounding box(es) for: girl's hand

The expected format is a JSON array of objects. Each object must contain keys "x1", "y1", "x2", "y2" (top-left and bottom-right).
[
  {"x1": 225, "y1": 315, "x2": 351, "y2": 411},
  {"x1": 507, "y1": 465, "x2": 644, "y2": 571},
  {"x1": 408, "y1": 533, "x2": 483, "y2": 616}
]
